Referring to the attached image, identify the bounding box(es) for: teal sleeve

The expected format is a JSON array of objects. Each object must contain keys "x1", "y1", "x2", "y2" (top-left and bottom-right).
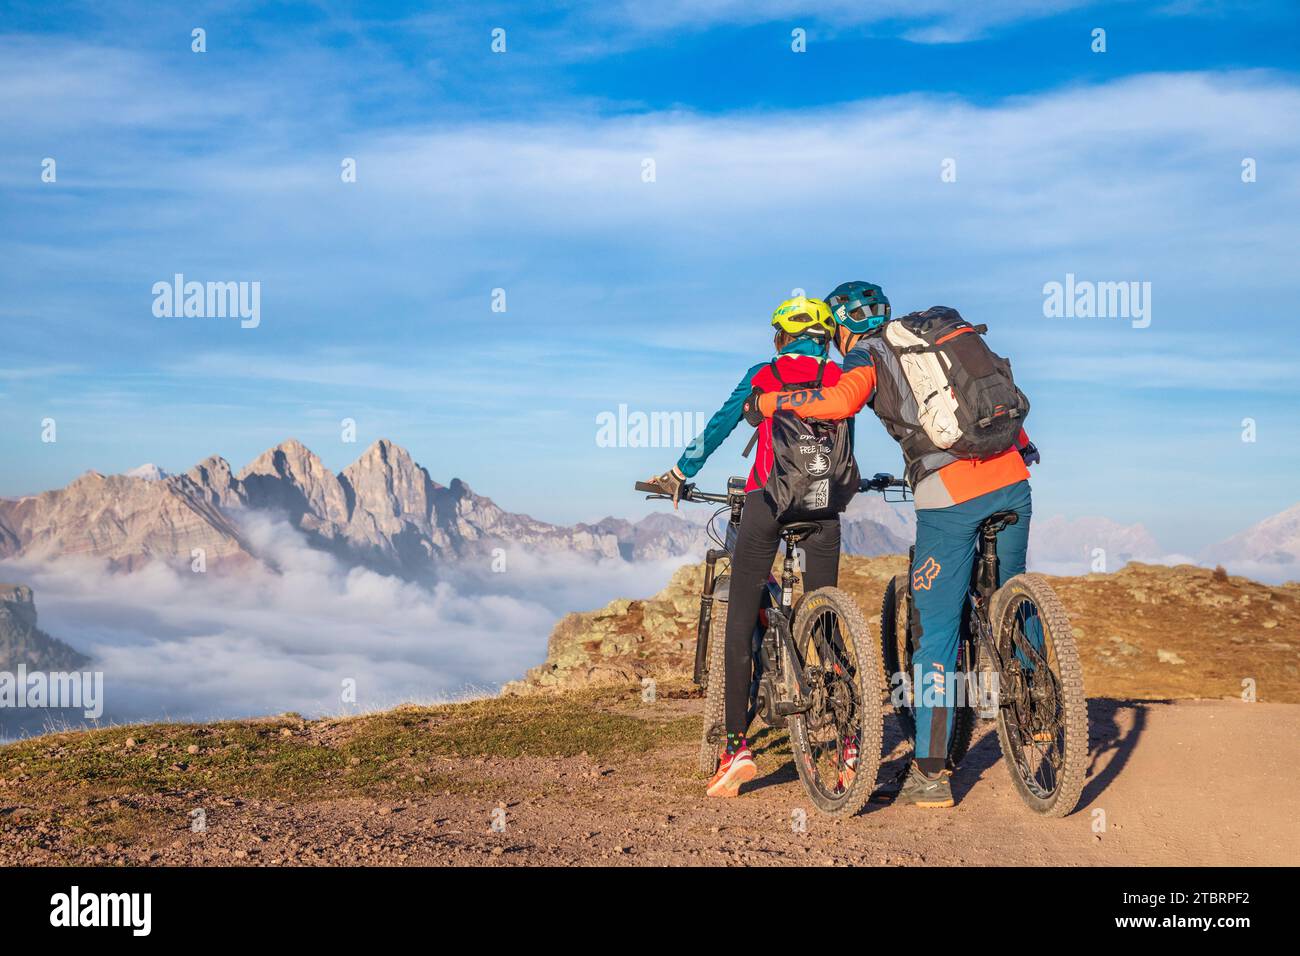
[{"x1": 677, "y1": 363, "x2": 765, "y2": 478}]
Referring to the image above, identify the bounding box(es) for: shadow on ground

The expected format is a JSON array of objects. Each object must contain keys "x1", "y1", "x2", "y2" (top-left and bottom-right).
[{"x1": 776, "y1": 698, "x2": 1165, "y2": 814}]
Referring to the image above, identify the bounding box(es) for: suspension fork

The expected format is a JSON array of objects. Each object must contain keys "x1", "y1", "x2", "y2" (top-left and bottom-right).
[{"x1": 693, "y1": 547, "x2": 727, "y2": 686}]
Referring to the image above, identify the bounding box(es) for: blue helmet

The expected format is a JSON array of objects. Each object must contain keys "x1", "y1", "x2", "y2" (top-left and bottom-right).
[{"x1": 825, "y1": 281, "x2": 891, "y2": 334}]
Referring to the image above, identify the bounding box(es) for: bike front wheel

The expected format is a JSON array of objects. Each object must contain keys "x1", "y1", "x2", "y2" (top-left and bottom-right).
[
  {"x1": 989, "y1": 573, "x2": 1088, "y2": 817},
  {"x1": 788, "y1": 586, "x2": 884, "y2": 817},
  {"x1": 698, "y1": 576, "x2": 730, "y2": 775}
]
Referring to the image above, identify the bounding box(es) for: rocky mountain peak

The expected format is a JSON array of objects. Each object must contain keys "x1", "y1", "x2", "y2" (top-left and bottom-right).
[
  {"x1": 66, "y1": 470, "x2": 106, "y2": 489},
  {"x1": 186, "y1": 454, "x2": 234, "y2": 484},
  {"x1": 363, "y1": 437, "x2": 409, "y2": 464},
  {"x1": 342, "y1": 438, "x2": 438, "y2": 529},
  {"x1": 238, "y1": 439, "x2": 348, "y2": 527},
  {"x1": 125, "y1": 463, "x2": 169, "y2": 481},
  {"x1": 238, "y1": 438, "x2": 325, "y2": 481},
  {"x1": 183, "y1": 455, "x2": 245, "y2": 510}
]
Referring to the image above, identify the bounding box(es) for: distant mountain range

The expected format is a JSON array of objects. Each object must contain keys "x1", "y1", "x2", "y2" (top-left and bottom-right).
[
  {"x1": 1028, "y1": 515, "x2": 1162, "y2": 569},
  {"x1": 1202, "y1": 503, "x2": 1300, "y2": 571},
  {"x1": 0, "y1": 439, "x2": 622, "y2": 578},
  {"x1": 1, "y1": 439, "x2": 1294, "y2": 581},
  {"x1": 0, "y1": 438, "x2": 910, "y2": 579}
]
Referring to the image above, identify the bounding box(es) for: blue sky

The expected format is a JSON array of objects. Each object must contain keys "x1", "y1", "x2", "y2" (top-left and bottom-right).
[{"x1": 2, "y1": 0, "x2": 1299, "y2": 553}]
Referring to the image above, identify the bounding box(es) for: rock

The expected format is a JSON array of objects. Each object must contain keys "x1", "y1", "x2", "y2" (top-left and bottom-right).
[
  {"x1": 0, "y1": 584, "x2": 90, "y2": 671},
  {"x1": 503, "y1": 555, "x2": 1300, "y2": 703},
  {"x1": 1107, "y1": 636, "x2": 1141, "y2": 657},
  {"x1": 506, "y1": 555, "x2": 906, "y2": 695}
]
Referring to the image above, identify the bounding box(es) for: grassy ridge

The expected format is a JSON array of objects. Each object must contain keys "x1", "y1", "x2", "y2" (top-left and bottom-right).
[{"x1": 0, "y1": 685, "x2": 700, "y2": 801}]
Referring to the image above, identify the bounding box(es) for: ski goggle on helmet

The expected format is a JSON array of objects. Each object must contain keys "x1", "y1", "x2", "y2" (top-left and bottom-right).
[
  {"x1": 825, "y1": 281, "x2": 891, "y2": 334},
  {"x1": 771, "y1": 296, "x2": 835, "y2": 340}
]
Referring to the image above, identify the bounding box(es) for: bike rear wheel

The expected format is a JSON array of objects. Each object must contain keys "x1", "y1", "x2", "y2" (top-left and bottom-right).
[
  {"x1": 989, "y1": 573, "x2": 1087, "y2": 817},
  {"x1": 788, "y1": 586, "x2": 883, "y2": 817},
  {"x1": 698, "y1": 576, "x2": 729, "y2": 775},
  {"x1": 880, "y1": 575, "x2": 976, "y2": 767}
]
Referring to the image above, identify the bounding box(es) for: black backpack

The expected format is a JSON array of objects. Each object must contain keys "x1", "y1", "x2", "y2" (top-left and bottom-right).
[
  {"x1": 874, "y1": 307, "x2": 1029, "y2": 464},
  {"x1": 757, "y1": 357, "x2": 860, "y2": 521}
]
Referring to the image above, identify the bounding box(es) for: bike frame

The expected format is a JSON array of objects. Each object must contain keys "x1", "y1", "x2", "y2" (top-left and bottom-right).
[
  {"x1": 900, "y1": 512, "x2": 1050, "y2": 718},
  {"x1": 692, "y1": 477, "x2": 810, "y2": 726},
  {"x1": 645, "y1": 474, "x2": 902, "y2": 741}
]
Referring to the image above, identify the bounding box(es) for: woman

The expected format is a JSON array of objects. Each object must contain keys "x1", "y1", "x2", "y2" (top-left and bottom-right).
[{"x1": 642, "y1": 296, "x2": 845, "y2": 797}]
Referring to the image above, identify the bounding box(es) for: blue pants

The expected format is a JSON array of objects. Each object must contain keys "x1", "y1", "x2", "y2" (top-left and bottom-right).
[{"x1": 910, "y1": 480, "x2": 1033, "y2": 772}]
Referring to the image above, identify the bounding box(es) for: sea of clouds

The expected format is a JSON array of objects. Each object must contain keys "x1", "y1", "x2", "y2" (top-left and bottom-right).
[{"x1": 0, "y1": 513, "x2": 683, "y2": 734}]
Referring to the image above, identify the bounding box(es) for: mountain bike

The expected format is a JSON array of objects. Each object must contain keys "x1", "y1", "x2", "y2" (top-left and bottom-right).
[
  {"x1": 877, "y1": 476, "x2": 1087, "y2": 816},
  {"x1": 635, "y1": 477, "x2": 883, "y2": 816}
]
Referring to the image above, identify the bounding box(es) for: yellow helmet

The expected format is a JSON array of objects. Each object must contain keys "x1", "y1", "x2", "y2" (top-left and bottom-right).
[{"x1": 771, "y1": 296, "x2": 835, "y2": 338}]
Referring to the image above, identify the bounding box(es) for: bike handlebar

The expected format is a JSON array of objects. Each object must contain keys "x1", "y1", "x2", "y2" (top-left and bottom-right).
[
  {"x1": 635, "y1": 481, "x2": 729, "y2": 504},
  {"x1": 859, "y1": 472, "x2": 909, "y2": 493},
  {"x1": 636, "y1": 472, "x2": 908, "y2": 505}
]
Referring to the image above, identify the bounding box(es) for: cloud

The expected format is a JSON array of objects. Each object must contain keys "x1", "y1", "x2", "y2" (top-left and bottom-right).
[
  {"x1": 0, "y1": 513, "x2": 681, "y2": 733},
  {"x1": 3, "y1": 33, "x2": 1299, "y2": 530},
  {"x1": 1209, "y1": 558, "x2": 1299, "y2": 584},
  {"x1": 8, "y1": 42, "x2": 1297, "y2": 312},
  {"x1": 13, "y1": 62, "x2": 1296, "y2": 323},
  {"x1": 582, "y1": 1, "x2": 1095, "y2": 46}
]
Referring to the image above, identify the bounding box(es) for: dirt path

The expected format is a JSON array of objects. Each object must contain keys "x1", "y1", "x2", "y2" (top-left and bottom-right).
[{"x1": 10, "y1": 698, "x2": 1295, "y2": 866}]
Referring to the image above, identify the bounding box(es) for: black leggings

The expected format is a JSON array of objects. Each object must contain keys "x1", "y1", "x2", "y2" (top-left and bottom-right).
[{"x1": 724, "y1": 491, "x2": 841, "y2": 735}]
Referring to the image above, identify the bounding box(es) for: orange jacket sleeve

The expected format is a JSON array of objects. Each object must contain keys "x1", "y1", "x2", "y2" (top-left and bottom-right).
[{"x1": 756, "y1": 365, "x2": 877, "y2": 421}]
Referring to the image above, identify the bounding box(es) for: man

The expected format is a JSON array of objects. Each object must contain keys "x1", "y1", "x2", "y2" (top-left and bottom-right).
[
  {"x1": 642, "y1": 297, "x2": 845, "y2": 798},
  {"x1": 746, "y1": 281, "x2": 1039, "y2": 808}
]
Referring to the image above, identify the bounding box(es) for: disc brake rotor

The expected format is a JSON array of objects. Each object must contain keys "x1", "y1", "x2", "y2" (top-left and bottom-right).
[{"x1": 804, "y1": 666, "x2": 831, "y2": 729}]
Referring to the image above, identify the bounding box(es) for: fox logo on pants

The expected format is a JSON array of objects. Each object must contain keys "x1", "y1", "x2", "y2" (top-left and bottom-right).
[{"x1": 912, "y1": 556, "x2": 941, "y2": 591}]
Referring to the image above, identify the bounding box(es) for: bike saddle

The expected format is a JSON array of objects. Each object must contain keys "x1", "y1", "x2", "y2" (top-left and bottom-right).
[
  {"x1": 981, "y1": 510, "x2": 1020, "y2": 535},
  {"x1": 781, "y1": 522, "x2": 823, "y2": 543}
]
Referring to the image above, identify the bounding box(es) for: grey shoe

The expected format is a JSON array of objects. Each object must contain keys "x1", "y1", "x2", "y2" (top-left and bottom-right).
[{"x1": 896, "y1": 763, "x2": 955, "y2": 808}]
